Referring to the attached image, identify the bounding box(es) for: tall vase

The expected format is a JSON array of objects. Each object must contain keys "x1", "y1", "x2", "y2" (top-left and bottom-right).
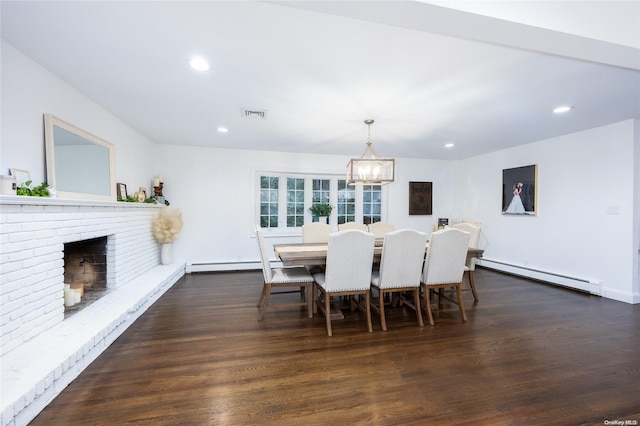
[{"x1": 161, "y1": 243, "x2": 173, "y2": 265}]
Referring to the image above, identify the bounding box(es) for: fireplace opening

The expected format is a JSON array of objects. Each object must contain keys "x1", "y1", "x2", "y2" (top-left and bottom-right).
[{"x1": 63, "y1": 236, "x2": 109, "y2": 318}]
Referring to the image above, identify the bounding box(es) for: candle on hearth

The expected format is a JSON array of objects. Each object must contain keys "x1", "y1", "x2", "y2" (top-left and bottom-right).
[
  {"x1": 73, "y1": 289, "x2": 81, "y2": 304},
  {"x1": 154, "y1": 177, "x2": 160, "y2": 187},
  {"x1": 64, "y1": 289, "x2": 75, "y2": 307}
]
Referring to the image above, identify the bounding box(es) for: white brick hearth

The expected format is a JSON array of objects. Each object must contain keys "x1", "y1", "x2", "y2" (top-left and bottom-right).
[{"x1": 0, "y1": 196, "x2": 185, "y2": 426}]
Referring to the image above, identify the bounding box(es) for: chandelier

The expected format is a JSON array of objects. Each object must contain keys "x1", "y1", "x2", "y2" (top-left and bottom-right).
[{"x1": 346, "y1": 119, "x2": 395, "y2": 185}]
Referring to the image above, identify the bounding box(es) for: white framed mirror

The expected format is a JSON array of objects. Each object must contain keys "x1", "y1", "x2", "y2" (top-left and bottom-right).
[{"x1": 44, "y1": 114, "x2": 116, "y2": 201}]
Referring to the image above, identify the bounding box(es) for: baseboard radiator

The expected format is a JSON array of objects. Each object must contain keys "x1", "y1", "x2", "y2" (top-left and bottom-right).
[
  {"x1": 186, "y1": 260, "x2": 264, "y2": 273},
  {"x1": 477, "y1": 259, "x2": 602, "y2": 296}
]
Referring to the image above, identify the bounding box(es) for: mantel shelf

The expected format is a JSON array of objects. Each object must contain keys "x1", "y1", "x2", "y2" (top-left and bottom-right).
[{"x1": 0, "y1": 194, "x2": 164, "y2": 208}]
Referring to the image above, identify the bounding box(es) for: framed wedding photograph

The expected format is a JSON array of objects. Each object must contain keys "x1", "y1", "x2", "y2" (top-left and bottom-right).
[
  {"x1": 408, "y1": 181, "x2": 432, "y2": 215},
  {"x1": 502, "y1": 164, "x2": 537, "y2": 215}
]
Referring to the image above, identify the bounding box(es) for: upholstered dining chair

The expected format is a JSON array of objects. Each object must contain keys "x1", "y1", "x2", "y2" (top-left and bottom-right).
[
  {"x1": 338, "y1": 221, "x2": 367, "y2": 232},
  {"x1": 367, "y1": 222, "x2": 395, "y2": 239},
  {"x1": 421, "y1": 228, "x2": 470, "y2": 325},
  {"x1": 255, "y1": 226, "x2": 314, "y2": 320},
  {"x1": 370, "y1": 229, "x2": 428, "y2": 331},
  {"x1": 312, "y1": 229, "x2": 375, "y2": 336},
  {"x1": 302, "y1": 222, "x2": 332, "y2": 243},
  {"x1": 452, "y1": 222, "x2": 481, "y2": 301}
]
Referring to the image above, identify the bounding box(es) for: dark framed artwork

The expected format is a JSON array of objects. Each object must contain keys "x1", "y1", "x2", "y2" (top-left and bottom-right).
[
  {"x1": 502, "y1": 164, "x2": 537, "y2": 215},
  {"x1": 409, "y1": 181, "x2": 432, "y2": 215}
]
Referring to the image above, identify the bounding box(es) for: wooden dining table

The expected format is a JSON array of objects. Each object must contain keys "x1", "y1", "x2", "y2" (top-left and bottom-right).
[{"x1": 274, "y1": 242, "x2": 484, "y2": 267}]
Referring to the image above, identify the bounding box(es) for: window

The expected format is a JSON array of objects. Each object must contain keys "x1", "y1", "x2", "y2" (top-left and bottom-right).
[
  {"x1": 362, "y1": 185, "x2": 382, "y2": 225},
  {"x1": 311, "y1": 179, "x2": 331, "y2": 221},
  {"x1": 257, "y1": 173, "x2": 384, "y2": 231},
  {"x1": 337, "y1": 179, "x2": 355, "y2": 224},
  {"x1": 287, "y1": 178, "x2": 305, "y2": 227},
  {"x1": 260, "y1": 176, "x2": 279, "y2": 228}
]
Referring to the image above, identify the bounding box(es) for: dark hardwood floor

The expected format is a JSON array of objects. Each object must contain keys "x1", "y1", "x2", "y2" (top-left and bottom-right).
[{"x1": 31, "y1": 268, "x2": 640, "y2": 425}]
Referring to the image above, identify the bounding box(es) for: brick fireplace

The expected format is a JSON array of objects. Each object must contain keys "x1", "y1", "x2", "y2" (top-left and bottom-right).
[{"x1": 0, "y1": 196, "x2": 185, "y2": 426}]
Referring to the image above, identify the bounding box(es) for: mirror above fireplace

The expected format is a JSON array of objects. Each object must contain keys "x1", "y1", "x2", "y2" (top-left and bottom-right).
[{"x1": 44, "y1": 114, "x2": 116, "y2": 201}]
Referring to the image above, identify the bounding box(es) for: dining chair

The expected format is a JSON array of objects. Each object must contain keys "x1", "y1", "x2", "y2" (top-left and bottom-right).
[
  {"x1": 255, "y1": 226, "x2": 314, "y2": 320},
  {"x1": 302, "y1": 222, "x2": 332, "y2": 243},
  {"x1": 370, "y1": 229, "x2": 427, "y2": 331},
  {"x1": 452, "y1": 222, "x2": 481, "y2": 301},
  {"x1": 421, "y1": 228, "x2": 470, "y2": 325},
  {"x1": 367, "y1": 221, "x2": 395, "y2": 239},
  {"x1": 312, "y1": 229, "x2": 375, "y2": 336},
  {"x1": 338, "y1": 221, "x2": 367, "y2": 232}
]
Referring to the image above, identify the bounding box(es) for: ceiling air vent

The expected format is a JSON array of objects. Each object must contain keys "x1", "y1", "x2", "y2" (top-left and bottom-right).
[{"x1": 240, "y1": 108, "x2": 267, "y2": 119}]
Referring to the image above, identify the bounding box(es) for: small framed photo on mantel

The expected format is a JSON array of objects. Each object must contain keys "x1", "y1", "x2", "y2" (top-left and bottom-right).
[{"x1": 117, "y1": 183, "x2": 127, "y2": 200}]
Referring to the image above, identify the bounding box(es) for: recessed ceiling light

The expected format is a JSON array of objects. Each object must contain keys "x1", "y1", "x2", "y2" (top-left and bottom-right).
[
  {"x1": 217, "y1": 127, "x2": 228, "y2": 133},
  {"x1": 553, "y1": 105, "x2": 573, "y2": 114},
  {"x1": 189, "y1": 56, "x2": 210, "y2": 71},
  {"x1": 444, "y1": 143, "x2": 455, "y2": 148}
]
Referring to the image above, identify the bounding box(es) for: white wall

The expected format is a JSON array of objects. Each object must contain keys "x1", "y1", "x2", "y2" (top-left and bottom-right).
[
  {"x1": 453, "y1": 120, "x2": 639, "y2": 303},
  {"x1": 154, "y1": 144, "x2": 456, "y2": 267},
  {"x1": 0, "y1": 40, "x2": 155, "y2": 193}
]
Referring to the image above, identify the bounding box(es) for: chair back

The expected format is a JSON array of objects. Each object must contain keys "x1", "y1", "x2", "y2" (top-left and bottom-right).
[
  {"x1": 302, "y1": 222, "x2": 332, "y2": 243},
  {"x1": 255, "y1": 226, "x2": 273, "y2": 283},
  {"x1": 422, "y1": 228, "x2": 470, "y2": 285},
  {"x1": 377, "y1": 229, "x2": 428, "y2": 289},
  {"x1": 338, "y1": 221, "x2": 367, "y2": 232},
  {"x1": 452, "y1": 222, "x2": 481, "y2": 271},
  {"x1": 452, "y1": 222, "x2": 480, "y2": 248},
  {"x1": 324, "y1": 229, "x2": 375, "y2": 292},
  {"x1": 367, "y1": 222, "x2": 395, "y2": 239}
]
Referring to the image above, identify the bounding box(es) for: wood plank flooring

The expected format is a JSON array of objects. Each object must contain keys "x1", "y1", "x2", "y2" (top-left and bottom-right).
[{"x1": 30, "y1": 268, "x2": 640, "y2": 425}]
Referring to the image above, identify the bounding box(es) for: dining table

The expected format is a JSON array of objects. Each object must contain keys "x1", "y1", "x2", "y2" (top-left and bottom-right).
[{"x1": 274, "y1": 242, "x2": 484, "y2": 267}]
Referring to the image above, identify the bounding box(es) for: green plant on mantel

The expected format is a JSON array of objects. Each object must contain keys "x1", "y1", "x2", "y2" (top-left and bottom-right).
[
  {"x1": 16, "y1": 180, "x2": 50, "y2": 197},
  {"x1": 117, "y1": 195, "x2": 170, "y2": 205},
  {"x1": 309, "y1": 203, "x2": 333, "y2": 217}
]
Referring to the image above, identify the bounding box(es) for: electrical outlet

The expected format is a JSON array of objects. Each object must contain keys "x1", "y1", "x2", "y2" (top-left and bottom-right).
[{"x1": 606, "y1": 205, "x2": 621, "y2": 215}]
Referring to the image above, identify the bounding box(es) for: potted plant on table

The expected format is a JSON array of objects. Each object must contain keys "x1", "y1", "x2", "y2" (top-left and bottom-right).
[
  {"x1": 309, "y1": 203, "x2": 333, "y2": 224},
  {"x1": 151, "y1": 207, "x2": 183, "y2": 265}
]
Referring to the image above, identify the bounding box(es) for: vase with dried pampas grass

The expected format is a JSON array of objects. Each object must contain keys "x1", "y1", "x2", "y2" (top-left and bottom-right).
[{"x1": 151, "y1": 208, "x2": 183, "y2": 264}]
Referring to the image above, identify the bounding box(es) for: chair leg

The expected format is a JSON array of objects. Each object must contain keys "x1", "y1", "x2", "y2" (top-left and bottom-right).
[
  {"x1": 379, "y1": 289, "x2": 387, "y2": 331},
  {"x1": 424, "y1": 285, "x2": 435, "y2": 326},
  {"x1": 469, "y1": 271, "x2": 479, "y2": 301},
  {"x1": 313, "y1": 284, "x2": 319, "y2": 314},
  {"x1": 456, "y1": 284, "x2": 467, "y2": 322},
  {"x1": 324, "y1": 292, "x2": 333, "y2": 336},
  {"x1": 306, "y1": 283, "x2": 313, "y2": 318},
  {"x1": 365, "y1": 291, "x2": 373, "y2": 333},
  {"x1": 257, "y1": 284, "x2": 267, "y2": 307},
  {"x1": 258, "y1": 284, "x2": 271, "y2": 321},
  {"x1": 414, "y1": 287, "x2": 424, "y2": 327}
]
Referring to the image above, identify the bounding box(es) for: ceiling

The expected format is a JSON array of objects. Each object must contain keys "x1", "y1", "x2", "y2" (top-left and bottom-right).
[{"x1": 2, "y1": 1, "x2": 639, "y2": 160}]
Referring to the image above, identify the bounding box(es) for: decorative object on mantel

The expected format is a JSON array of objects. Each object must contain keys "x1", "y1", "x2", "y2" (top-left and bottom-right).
[
  {"x1": 0, "y1": 175, "x2": 17, "y2": 195},
  {"x1": 309, "y1": 203, "x2": 333, "y2": 224},
  {"x1": 151, "y1": 207, "x2": 183, "y2": 265},
  {"x1": 152, "y1": 175, "x2": 170, "y2": 205},
  {"x1": 346, "y1": 119, "x2": 395, "y2": 185},
  {"x1": 16, "y1": 180, "x2": 50, "y2": 197},
  {"x1": 117, "y1": 182, "x2": 128, "y2": 200}
]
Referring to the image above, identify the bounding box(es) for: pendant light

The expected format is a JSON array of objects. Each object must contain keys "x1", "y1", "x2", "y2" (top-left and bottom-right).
[{"x1": 346, "y1": 119, "x2": 395, "y2": 185}]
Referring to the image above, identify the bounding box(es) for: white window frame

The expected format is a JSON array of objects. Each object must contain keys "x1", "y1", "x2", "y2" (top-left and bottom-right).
[{"x1": 254, "y1": 170, "x2": 387, "y2": 236}]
